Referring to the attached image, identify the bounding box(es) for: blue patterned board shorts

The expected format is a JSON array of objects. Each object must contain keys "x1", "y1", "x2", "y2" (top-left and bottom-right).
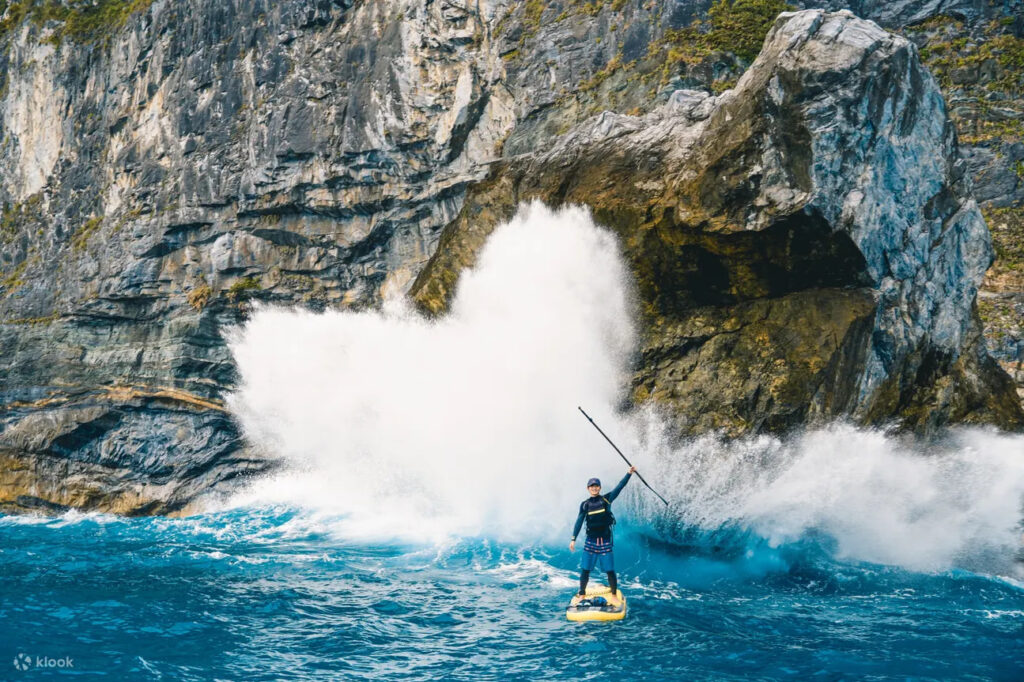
[{"x1": 580, "y1": 536, "x2": 615, "y2": 572}]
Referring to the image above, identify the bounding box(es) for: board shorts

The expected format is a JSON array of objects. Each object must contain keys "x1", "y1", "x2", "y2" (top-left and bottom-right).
[
  {"x1": 581, "y1": 550, "x2": 614, "y2": 572},
  {"x1": 581, "y1": 535, "x2": 614, "y2": 572}
]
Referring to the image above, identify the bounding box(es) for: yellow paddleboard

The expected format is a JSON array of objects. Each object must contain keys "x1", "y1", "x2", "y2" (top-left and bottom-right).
[{"x1": 566, "y1": 586, "x2": 626, "y2": 622}]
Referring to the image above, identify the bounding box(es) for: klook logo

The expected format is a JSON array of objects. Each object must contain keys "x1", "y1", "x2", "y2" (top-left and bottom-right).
[{"x1": 12, "y1": 653, "x2": 74, "y2": 671}]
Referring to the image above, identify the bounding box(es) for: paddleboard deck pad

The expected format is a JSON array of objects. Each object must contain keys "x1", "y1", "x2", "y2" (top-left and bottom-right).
[{"x1": 566, "y1": 586, "x2": 626, "y2": 622}]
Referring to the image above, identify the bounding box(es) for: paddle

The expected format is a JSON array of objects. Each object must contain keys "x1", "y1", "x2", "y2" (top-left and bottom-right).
[{"x1": 577, "y1": 406, "x2": 670, "y2": 506}]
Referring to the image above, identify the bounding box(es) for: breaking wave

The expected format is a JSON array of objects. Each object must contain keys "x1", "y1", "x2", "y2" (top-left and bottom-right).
[{"x1": 226, "y1": 201, "x2": 1024, "y2": 574}]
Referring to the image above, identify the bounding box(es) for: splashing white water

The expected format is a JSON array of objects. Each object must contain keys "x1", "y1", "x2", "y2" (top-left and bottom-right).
[
  {"x1": 629, "y1": 416, "x2": 1024, "y2": 572},
  {"x1": 226, "y1": 201, "x2": 1024, "y2": 572},
  {"x1": 226, "y1": 202, "x2": 638, "y2": 542}
]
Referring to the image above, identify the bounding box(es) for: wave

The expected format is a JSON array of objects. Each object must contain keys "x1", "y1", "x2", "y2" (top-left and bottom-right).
[
  {"x1": 225, "y1": 201, "x2": 1024, "y2": 575},
  {"x1": 627, "y1": 418, "x2": 1024, "y2": 574}
]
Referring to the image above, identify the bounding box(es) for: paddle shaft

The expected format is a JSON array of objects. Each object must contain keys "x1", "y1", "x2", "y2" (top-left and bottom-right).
[{"x1": 577, "y1": 406, "x2": 669, "y2": 506}]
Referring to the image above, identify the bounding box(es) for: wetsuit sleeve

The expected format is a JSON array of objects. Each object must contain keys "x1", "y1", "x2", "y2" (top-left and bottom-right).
[
  {"x1": 604, "y1": 473, "x2": 632, "y2": 503},
  {"x1": 572, "y1": 503, "x2": 586, "y2": 540}
]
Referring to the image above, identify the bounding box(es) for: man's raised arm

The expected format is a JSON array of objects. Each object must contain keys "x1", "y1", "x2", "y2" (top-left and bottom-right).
[{"x1": 605, "y1": 466, "x2": 637, "y2": 502}]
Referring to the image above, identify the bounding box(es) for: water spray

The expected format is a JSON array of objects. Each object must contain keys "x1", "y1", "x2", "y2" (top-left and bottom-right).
[{"x1": 578, "y1": 406, "x2": 669, "y2": 506}]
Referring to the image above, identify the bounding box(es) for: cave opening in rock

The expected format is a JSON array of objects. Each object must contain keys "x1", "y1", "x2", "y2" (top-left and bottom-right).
[{"x1": 635, "y1": 208, "x2": 874, "y2": 321}]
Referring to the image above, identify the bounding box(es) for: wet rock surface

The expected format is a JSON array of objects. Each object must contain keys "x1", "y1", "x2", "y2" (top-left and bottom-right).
[
  {"x1": 0, "y1": 1, "x2": 1020, "y2": 514},
  {"x1": 412, "y1": 10, "x2": 1024, "y2": 435}
]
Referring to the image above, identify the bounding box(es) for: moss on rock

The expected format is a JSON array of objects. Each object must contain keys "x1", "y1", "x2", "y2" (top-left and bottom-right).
[
  {"x1": 706, "y1": 0, "x2": 795, "y2": 63},
  {"x1": 0, "y1": 0, "x2": 154, "y2": 46}
]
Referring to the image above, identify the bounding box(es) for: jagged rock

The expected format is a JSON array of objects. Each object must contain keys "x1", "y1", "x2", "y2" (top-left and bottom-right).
[
  {"x1": 0, "y1": 385, "x2": 265, "y2": 515},
  {"x1": 411, "y1": 10, "x2": 1024, "y2": 435},
  {"x1": 0, "y1": 0, "x2": 523, "y2": 515},
  {"x1": 0, "y1": 2, "x2": 1019, "y2": 515}
]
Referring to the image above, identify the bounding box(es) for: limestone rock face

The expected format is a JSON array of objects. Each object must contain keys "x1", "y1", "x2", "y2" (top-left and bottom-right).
[
  {"x1": 0, "y1": 0, "x2": 522, "y2": 514},
  {"x1": 0, "y1": 2, "x2": 1019, "y2": 515},
  {"x1": 412, "y1": 10, "x2": 1024, "y2": 435}
]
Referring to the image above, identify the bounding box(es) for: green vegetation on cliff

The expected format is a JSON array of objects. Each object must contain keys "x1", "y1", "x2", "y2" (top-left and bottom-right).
[
  {"x1": 916, "y1": 23, "x2": 1024, "y2": 95},
  {"x1": 187, "y1": 279, "x2": 212, "y2": 311},
  {"x1": 0, "y1": 0, "x2": 153, "y2": 44},
  {"x1": 908, "y1": 17, "x2": 1024, "y2": 143},
  {"x1": 71, "y1": 215, "x2": 102, "y2": 251},
  {"x1": 227, "y1": 276, "x2": 261, "y2": 301},
  {"x1": 654, "y1": 0, "x2": 794, "y2": 64},
  {"x1": 1, "y1": 193, "x2": 42, "y2": 244},
  {"x1": 707, "y1": 0, "x2": 794, "y2": 62},
  {"x1": 0, "y1": 258, "x2": 26, "y2": 290},
  {"x1": 984, "y1": 206, "x2": 1024, "y2": 288},
  {"x1": 639, "y1": 0, "x2": 793, "y2": 84}
]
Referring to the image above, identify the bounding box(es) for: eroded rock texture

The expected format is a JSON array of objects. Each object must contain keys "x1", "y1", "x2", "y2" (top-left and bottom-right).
[
  {"x1": 412, "y1": 10, "x2": 1024, "y2": 435},
  {"x1": 0, "y1": 1, "x2": 1019, "y2": 515},
  {"x1": 0, "y1": 0, "x2": 524, "y2": 514},
  {"x1": 896, "y1": 9, "x2": 1024, "y2": 403}
]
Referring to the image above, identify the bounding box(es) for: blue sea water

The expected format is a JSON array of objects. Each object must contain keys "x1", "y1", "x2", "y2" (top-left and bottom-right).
[
  {"x1": 2, "y1": 506, "x2": 1022, "y2": 681},
  {"x1": 5, "y1": 205, "x2": 1023, "y2": 680}
]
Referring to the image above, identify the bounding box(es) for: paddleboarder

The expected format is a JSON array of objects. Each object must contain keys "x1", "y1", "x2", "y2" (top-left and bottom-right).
[{"x1": 570, "y1": 466, "x2": 636, "y2": 603}]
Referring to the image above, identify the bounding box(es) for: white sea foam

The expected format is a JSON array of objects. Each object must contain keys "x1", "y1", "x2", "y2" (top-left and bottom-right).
[
  {"x1": 226, "y1": 200, "x2": 1024, "y2": 573},
  {"x1": 631, "y1": 417, "x2": 1024, "y2": 573},
  {"x1": 226, "y1": 202, "x2": 637, "y2": 543}
]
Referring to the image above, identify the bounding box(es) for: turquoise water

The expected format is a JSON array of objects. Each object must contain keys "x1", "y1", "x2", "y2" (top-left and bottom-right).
[
  {"x1": 2, "y1": 506, "x2": 1022, "y2": 680},
  {"x1": 7, "y1": 208, "x2": 1022, "y2": 679}
]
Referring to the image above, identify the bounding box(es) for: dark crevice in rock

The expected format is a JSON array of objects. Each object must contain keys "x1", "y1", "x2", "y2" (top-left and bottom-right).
[
  {"x1": 447, "y1": 89, "x2": 491, "y2": 163},
  {"x1": 48, "y1": 410, "x2": 128, "y2": 461},
  {"x1": 248, "y1": 228, "x2": 312, "y2": 247},
  {"x1": 636, "y1": 208, "x2": 874, "y2": 321},
  {"x1": 138, "y1": 230, "x2": 222, "y2": 259},
  {"x1": 164, "y1": 221, "x2": 216, "y2": 236},
  {"x1": 14, "y1": 495, "x2": 72, "y2": 514}
]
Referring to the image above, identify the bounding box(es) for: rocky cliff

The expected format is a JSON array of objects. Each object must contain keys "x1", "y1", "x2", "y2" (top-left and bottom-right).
[
  {"x1": 412, "y1": 9, "x2": 1023, "y2": 435},
  {"x1": 0, "y1": 0, "x2": 1020, "y2": 515},
  {"x1": 895, "y1": 6, "x2": 1024, "y2": 405}
]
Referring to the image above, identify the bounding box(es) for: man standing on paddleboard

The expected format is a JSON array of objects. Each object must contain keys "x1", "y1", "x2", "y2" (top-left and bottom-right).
[{"x1": 570, "y1": 466, "x2": 636, "y2": 604}]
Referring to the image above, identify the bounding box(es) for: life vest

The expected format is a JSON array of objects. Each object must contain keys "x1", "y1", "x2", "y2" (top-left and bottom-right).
[{"x1": 582, "y1": 496, "x2": 615, "y2": 534}]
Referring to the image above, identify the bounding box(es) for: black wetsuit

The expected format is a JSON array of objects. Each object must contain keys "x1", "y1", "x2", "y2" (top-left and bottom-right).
[{"x1": 571, "y1": 473, "x2": 632, "y2": 596}]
